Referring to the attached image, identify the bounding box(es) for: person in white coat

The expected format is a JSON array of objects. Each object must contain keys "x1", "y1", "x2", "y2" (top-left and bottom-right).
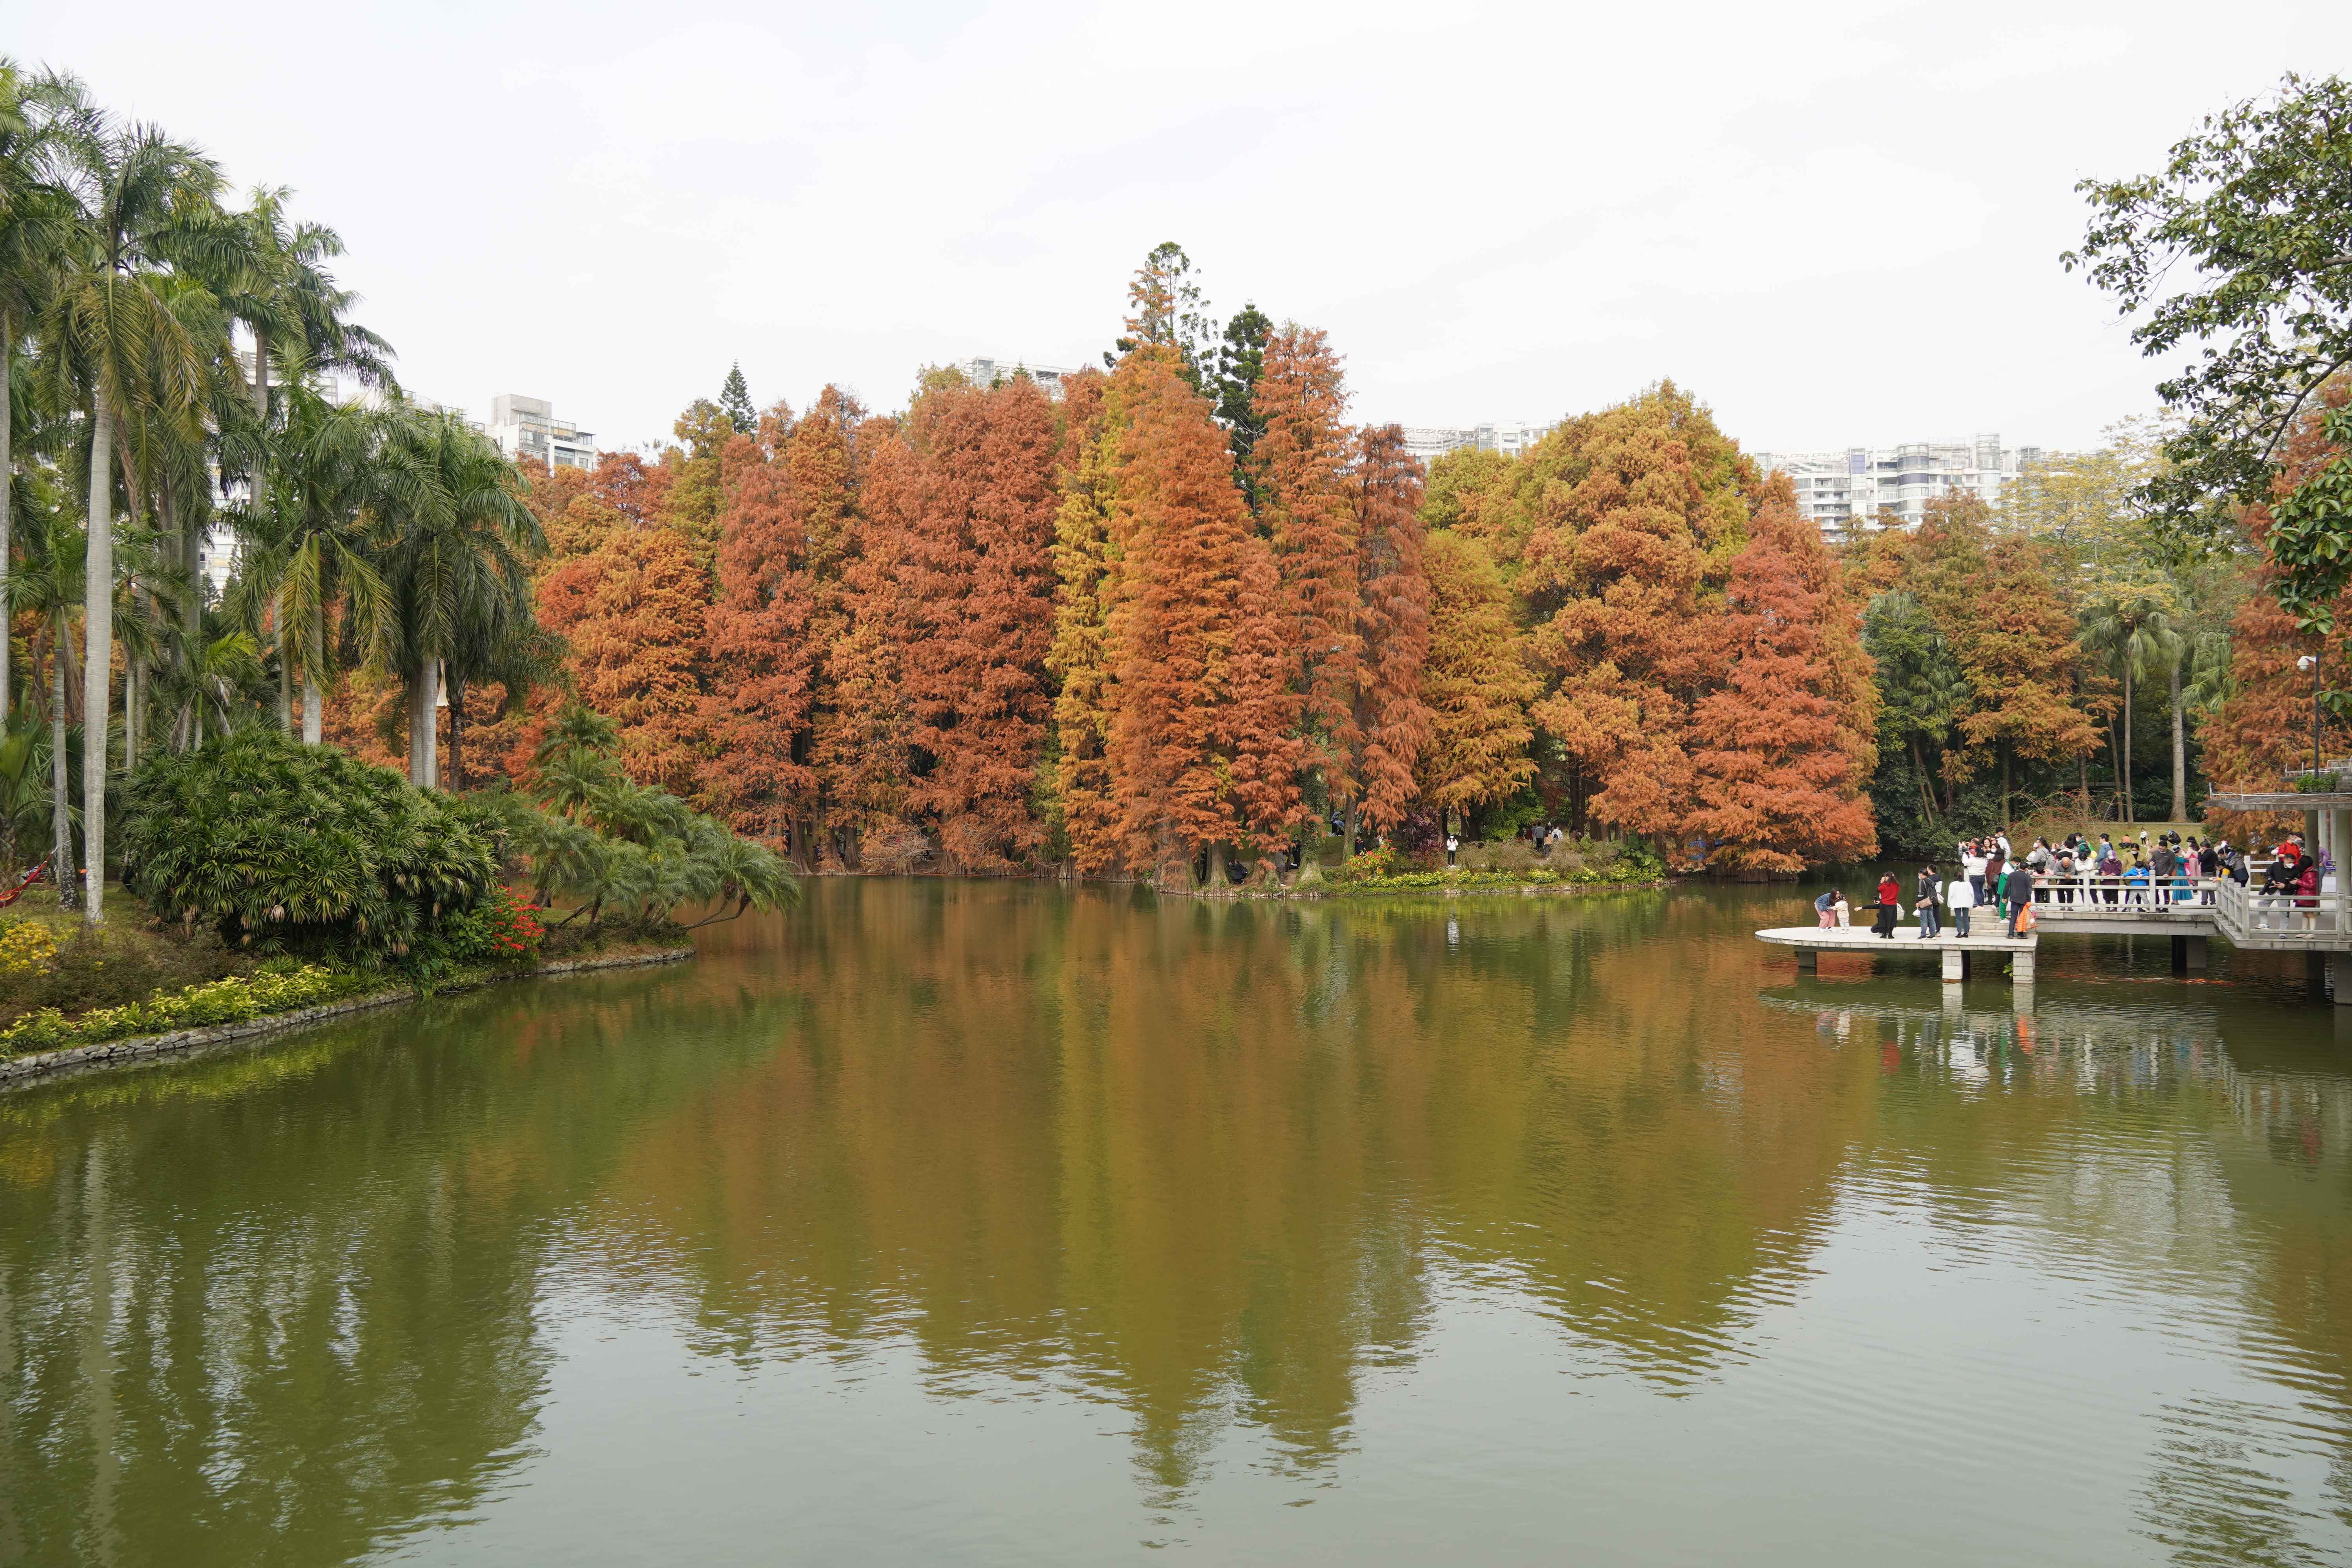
[{"x1": 1947, "y1": 872, "x2": 1976, "y2": 939}]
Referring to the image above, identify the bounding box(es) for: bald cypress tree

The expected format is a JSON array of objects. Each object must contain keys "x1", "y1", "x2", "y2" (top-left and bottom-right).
[{"x1": 1687, "y1": 477, "x2": 1878, "y2": 874}]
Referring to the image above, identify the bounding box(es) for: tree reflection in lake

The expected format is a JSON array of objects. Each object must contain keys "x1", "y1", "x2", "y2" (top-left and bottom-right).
[{"x1": 1, "y1": 880, "x2": 2349, "y2": 1564}]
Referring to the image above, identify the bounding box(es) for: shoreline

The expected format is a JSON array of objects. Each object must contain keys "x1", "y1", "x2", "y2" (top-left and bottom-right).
[
  {"x1": 1166, "y1": 877, "x2": 1670, "y2": 901},
  {"x1": 0, "y1": 944, "x2": 693, "y2": 1091},
  {"x1": 793, "y1": 866, "x2": 1671, "y2": 899}
]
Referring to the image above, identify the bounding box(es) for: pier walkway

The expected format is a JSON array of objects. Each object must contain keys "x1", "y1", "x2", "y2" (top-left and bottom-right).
[
  {"x1": 1760, "y1": 786, "x2": 2352, "y2": 1001},
  {"x1": 1755, "y1": 927, "x2": 2038, "y2": 983}
]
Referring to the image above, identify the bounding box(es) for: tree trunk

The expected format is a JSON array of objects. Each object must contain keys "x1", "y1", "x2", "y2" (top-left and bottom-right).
[
  {"x1": 251, "y1": 326, "x2": 269, "y2": 421},
  {"x1": 1206, "y1": 838, "x2": 1228, "y2": 889},
  {"x1": 447, "y1": 679, "x2": 466, "y2": 793},
  {"x1": 82, "y1": 397, "x2": 113, "y2": 926},
  {"x1": 2169, "y1": 653, "x2": 2187, "y2": 823},
  {"x1": 0, "y1": 307, "x2": 13, "y2": 724},
  {"x1": 1341, "y1": 800, "x2": 1359, "y2": 861},
  {"x1": 407, "y1": 658, "x2": 440, "y2": 788},
  {"x1": 2001, "y1": 742, "x2": 2013, "y2": 830},
  {"x1": 276, "y1": 620, "x2": 292, "y2": 731},
  {"x1": 1909, "y1": 735, "x2": 1937, "y2": 824},
  {"x1": 184, "y1": 512, "x2": 205, "y2": 632},
  {"x1": 2120, "y1": 659, "x2": 2134, "y2": 824},
  {"x1": 49, "y1": 618, "x2": 73, "y2": 912},
  {"x1": 122, "y1": 663, "x2": 136, "y2": 772},
  {"x1": 302, "y1": 620, "x2": 324, "y2": 744}
]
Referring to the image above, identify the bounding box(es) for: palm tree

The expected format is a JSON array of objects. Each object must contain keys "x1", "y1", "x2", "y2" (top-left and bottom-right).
[
  {"x1": 3, "y1": 500, "x2": 83, "y2": 907},
  {"x1": 0, "y1": 61, "x2": 79, "y2": 723},
  {"x1": 0, "y1": 717, "x2": 51, "y2": 875},
  {"x1": 370, "y1": 407, "x2": 541, "y2": 787},
  {"x1": 227, "y1": 385, "x2": 394, "y2": 742},
  {"x1": 42, "y1": 100, "x2": 225, "y2": 922},
  {"x1": 214, "y1": 185, "x2": 391, "y2": 424},
  {"x1": 2082, "y1": 590, "x2": 2179, "y2": 823},
  {"x1": 152, "y1": 628, "x2": 263, "y2": 749}
]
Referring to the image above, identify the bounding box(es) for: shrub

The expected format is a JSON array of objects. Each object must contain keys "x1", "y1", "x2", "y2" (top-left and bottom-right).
[
  {"x1": 441, "y1": 887, "x2": 545, "y2": 968},
  {"x1": 1459, "y1": 839, "x2": 1539, "y2": 874},
  {"x1": 120, "y1": 730, "x2": 505, "y2": 969},
  {"x1": 0, "y1": 918, "x2": 57, "y2": 979},
  {"x1": 859, "y1": 822, "x2": 931, "y2": 875},
  {"x1": 0, "y1": 963, "x2": 371, "y2": 1054},
  {"x1": 501, "y1": 707, "x2": 798, "y2": 927}
]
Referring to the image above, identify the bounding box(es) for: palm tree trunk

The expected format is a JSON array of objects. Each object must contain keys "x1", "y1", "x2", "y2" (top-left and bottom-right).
[
  {"x1": 301, "y1": 652, "x2": 323, "y2": 746},
  {"x1": 82, "y1": 397, "x2": 113, "y2": 926},
  {"x1": 184, "y1": 515, "x2": 205, "y2": 633},
  {"x1": 49, "y1": 619, "x2": 72, "y2": 912},
  {"x1": 2169, "y1": 653, "x2": 2187, "y2": 822},
  {"x1": 122, "y1": 663, "x2": 135, "y2": 772},
  {"x1": 2120, "y1": 660, "x2": 2134, "y2": 824},
  {"x1": 251, "y1": 326, "x2": 269, "y2": 421},
  {"x1": 447, "y1": 679, "x2": 466, "y2": 793},
  {"x1": 0, "y1": 307, "x2": 13, "y2": 724},
  {"x1": 276, "y1": 626, "x2": 292, "y2": 731},
  {"x1": 408, "y1": 657, "x2": 440, "y2": 788}
]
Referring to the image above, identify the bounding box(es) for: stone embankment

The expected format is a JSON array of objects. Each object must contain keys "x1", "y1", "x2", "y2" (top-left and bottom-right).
[{"x1": 0, "y1": 947, "x2": 692, "y2": 1090}]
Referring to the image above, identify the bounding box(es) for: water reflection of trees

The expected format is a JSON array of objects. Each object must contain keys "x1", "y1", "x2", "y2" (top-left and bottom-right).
[
  {"x1": 0, "y1": 881, "x2": 2349, "y2": 1556},
  {"x1": 1765, "y1": 981, "x2": 2352, "y2": 1561},
  {"x1": 0, "y1": 976, "x2": 779, "y2": 1568}
]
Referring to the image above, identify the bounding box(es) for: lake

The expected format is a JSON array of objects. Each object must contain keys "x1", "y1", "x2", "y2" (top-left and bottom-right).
[{"x1": 2, "y1": 877, "x2": 2348, "y2": 1565}]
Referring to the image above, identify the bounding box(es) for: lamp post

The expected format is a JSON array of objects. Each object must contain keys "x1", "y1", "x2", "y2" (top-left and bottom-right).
[{"x1": 2300, "y1": 652, "x2": 2323, "y2": 782}]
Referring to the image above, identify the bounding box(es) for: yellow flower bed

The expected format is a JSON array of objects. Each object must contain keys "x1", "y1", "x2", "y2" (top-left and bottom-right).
[
  {"x1": 0, "y1": 918, "x2": 58, "y2": 979},
  {"x1": 0, "y1": 964, "x2": 372, "y2": 1054}
]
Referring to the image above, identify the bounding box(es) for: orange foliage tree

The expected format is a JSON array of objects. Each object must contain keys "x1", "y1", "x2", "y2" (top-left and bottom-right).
[
  {"x1": 697, "y1": 435, "x2": 818, "y2": 846},
  {"x1": 2203, "y1": 382, "x2": 2352, "y2": 799},
  {"x1": 1046, "y1": 369, "x2": 1122, "y2": 871},
  {"x1": 1103, "y1": 344, "x2": 1291, "y2": 883},
  {"x1": 1348, "y1": 425, "x2": 1433, "y2": 834},
  {"x1": 1521, "y1": 384, "x2": 1752, "y2": 853},
  {"x1": 1686, "y1": 478, "x2": 1879, "y2": 873},
  {"x1": 1252, "y1": 325, "x2": 1357, "y2": 806},
  {"x1": 1417, "y1": 529, "x2": 1536, "y2": 827},
  {"x1": 900, "y1": 379, "x2": 1063, "y2": 869},
  {"x1": 537, "y1": 521, "x2": 709, "y2": 795}
]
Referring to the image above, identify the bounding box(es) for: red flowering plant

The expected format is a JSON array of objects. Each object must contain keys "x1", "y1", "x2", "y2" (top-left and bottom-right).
[{"x1": 444, "y1": 887, "x2": 546, "y2": 969}]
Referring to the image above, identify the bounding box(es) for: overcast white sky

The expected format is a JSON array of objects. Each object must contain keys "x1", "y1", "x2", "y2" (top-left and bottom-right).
[{"x1": 19, "y1": 1, "x2": 2352, "y2": 453}]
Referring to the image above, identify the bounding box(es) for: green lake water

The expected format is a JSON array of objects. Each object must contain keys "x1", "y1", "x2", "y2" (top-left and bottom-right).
[{"x1": 3, "y1": 878, "x2": 2351, "y2": 1565}]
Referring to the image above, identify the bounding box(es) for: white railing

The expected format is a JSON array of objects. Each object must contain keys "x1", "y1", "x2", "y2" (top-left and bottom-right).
[
  {"x1": 2029, "y1": 872, "x2": 2224, "y2": 915},
  {"x1": 2214, "y1": 875, "x2": 2352, "y2": 944}
]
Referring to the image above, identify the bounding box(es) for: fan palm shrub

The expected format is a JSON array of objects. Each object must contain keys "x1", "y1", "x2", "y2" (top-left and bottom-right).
[{"x1": 119, "y1": 727, "x2": 502, "y2": 967}]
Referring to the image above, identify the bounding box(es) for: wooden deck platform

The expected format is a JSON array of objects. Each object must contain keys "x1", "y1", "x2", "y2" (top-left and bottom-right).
[{"x1": 1755, "y1": 926, "x2": 2038, "y2": 983}]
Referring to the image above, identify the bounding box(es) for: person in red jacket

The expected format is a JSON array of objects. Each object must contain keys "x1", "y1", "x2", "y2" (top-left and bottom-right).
[{"x1": 1873, "y1": 872, "x2": 1902, "y2": 939}]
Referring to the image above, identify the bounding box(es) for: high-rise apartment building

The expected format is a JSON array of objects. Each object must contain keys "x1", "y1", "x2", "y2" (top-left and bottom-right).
[
  {"x1": 1752, "y1": 436, "x2": 2045, "y2": 530},
  {"x1": 1401, "y1": 420, "x2": 1552, "y2": 467},
  {"x1": 486, "y1": 394, "x2": 597, "y2": 470},
  {"x1": 954, "y1": 358, "x2": 1088, "y2": 400}
]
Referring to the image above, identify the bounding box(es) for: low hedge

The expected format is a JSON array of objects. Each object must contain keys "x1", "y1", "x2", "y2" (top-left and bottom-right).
[{"x1": 0, "y1": 963, "x2": 376, "y2": 1055}]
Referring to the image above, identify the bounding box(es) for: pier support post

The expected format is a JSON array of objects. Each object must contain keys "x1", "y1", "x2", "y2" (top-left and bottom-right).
[
  {"x1": 1941, "y1": 947, "x2": 1964, "y2": 983},
  {"x1": 2013, "y1": 948, "x2": 2036, "y2": 986},
  {"x1": 1796, "y1": 948, "x2": 1816, "y2": 972},
  {"x1": 2313, "y1": 952, "x2": 2330, "y2": 1000},
  {"x1": 2172, "y1": 935, "x2": 2208, "y2": 974},
  {"x1": 2330, "y1": 952, "x2": 2352, "y2": 1007}
]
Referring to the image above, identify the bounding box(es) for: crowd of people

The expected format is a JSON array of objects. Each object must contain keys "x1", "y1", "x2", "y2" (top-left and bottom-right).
[{"x1": 1809, "y1": 827, "x2": 2339, "y2": 940}]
